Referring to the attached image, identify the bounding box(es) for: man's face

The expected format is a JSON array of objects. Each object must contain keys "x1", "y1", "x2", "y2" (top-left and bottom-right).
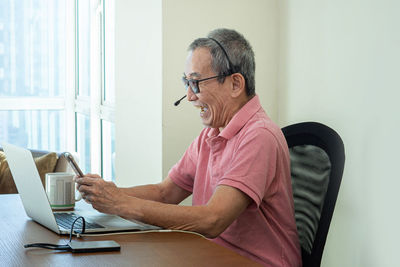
[{"x1": 184, "y1": 48, "x2": 233, "y2": 129}]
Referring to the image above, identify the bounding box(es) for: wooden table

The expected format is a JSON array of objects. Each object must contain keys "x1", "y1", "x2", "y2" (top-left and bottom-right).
[{"x1": 0, "y1": 194, "x2": 261, "y2": 266}]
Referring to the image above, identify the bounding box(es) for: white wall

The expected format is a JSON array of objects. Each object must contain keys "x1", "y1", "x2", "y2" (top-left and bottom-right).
[
  {"x1": 278, "y1": 1, "x2": 400, "y2": 266},
  {"x1": 115, "y1": 0, "x2": 162, "y2": 187},
  {"x1": 162, "y1": 0, "x2": 279, "y2": 183}
]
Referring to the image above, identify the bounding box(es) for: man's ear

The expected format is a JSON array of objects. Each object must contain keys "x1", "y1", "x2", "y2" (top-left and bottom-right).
[{"x1": 231, "y1": 73, "x2": 246, "y2": 98}]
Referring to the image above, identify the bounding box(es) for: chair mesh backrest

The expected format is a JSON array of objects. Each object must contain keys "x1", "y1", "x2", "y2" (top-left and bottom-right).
[{"x1": 290, "y1": 145, "x2": 331, "y2": 254}]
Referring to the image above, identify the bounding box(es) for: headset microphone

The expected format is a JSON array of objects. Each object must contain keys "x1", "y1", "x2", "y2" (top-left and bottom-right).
[{"x1": 174, "y1": 95, "x2": 187, "y2": 106}]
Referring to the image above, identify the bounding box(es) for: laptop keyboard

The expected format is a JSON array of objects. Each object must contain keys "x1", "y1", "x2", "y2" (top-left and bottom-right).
[{"x1": 54, "y1": 213, "x2": 105, "y2": 230}]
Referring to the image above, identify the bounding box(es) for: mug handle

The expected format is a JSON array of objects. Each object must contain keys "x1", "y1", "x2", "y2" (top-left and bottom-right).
[{"x1": 75, "y1": 191, "x2": 82, "y2": 201}]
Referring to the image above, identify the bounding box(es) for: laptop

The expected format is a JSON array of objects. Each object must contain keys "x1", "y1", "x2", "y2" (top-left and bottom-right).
[{"x1": 2, "y1": 142, "x2": 160, "y2": 234}]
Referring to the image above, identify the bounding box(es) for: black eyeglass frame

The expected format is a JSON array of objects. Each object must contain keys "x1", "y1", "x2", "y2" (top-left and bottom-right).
[{"x1": 182, "y1": 74, "x2": 231, "y2": 94}]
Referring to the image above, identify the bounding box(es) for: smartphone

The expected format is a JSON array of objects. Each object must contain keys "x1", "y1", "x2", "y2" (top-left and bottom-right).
[{"x1": 63, "y1": 152, "x2": 84, "y2": 177}]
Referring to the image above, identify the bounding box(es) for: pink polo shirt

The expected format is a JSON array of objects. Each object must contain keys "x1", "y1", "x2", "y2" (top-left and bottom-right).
[{"x1": 169, "y1": 95, "x2": 301, "y2": 267}]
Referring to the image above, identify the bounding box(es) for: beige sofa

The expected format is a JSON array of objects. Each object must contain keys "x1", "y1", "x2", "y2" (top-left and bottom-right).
[{"x1": 0, "y1": 147, "x2": 71, "y2": 194}]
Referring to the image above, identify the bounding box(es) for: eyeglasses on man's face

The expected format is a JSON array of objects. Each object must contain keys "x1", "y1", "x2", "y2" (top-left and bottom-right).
[{"x1": 182, "y1": 73, "x2": 230, "y2": 94}]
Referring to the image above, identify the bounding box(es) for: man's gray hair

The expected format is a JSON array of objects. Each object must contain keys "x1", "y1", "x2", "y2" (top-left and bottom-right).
[{"x1": 188, "y1": 28, "x2": 256, "y2": 96}]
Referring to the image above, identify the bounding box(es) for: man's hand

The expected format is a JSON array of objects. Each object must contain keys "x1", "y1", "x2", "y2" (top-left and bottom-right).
[{"x1": 75, "y1": 174, "x2": 124, "y2": 214}]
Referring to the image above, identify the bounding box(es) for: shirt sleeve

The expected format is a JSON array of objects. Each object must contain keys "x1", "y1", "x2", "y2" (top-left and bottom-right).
[
  {"x1": 218, "y1": 128, "x2": 279, "y2": 207},
  {"x1": 168, "y1": 134, "x2": 201, "y2": 193}
]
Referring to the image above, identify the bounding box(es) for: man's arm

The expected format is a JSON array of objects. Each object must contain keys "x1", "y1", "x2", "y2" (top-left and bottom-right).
[
  {"x1": 119, "y1": 177, "x2": 191, "y2": 204},
  {"x1": 124, "y1": 185, "x2": 252, "y2": 238},
  {"x1": 76, "y1": 176, "x2": 251, "y2": 238},
  {"x1": 77, "y1": 174, "x2": 191, "y2": 204}
]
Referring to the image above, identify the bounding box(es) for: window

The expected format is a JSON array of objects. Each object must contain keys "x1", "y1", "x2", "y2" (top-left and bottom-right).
[
  {"x1": 0, "y1": 1, "x2": 74, "y2": 151},
  {"x1": 0, "y1": 0, "x2": 115, "y2": 181}
]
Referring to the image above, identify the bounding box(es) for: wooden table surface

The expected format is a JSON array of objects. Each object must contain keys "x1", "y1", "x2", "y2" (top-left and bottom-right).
[{"x1": 0, "y1": 194, "x2": 261, "y2": 267}]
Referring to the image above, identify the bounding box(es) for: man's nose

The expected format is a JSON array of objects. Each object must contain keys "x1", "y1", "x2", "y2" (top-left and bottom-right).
[{"x1": 187, "y1": 86, "x2": 198, "y2": 101}]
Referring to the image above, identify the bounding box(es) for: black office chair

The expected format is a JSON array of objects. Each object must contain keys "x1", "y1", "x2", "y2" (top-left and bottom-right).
[{"x1": 282, "y1": 122, "x2": 345, "y2": 267}]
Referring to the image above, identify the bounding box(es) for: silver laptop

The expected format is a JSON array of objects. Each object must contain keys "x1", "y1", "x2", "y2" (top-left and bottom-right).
[{"x1": 2, "y1": 142, "x2": 160, "y2": 234}]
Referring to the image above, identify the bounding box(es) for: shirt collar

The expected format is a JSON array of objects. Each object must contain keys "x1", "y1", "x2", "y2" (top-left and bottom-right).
[{"x1": 207, "y1": 95, "x2": 262, "y2": 140}]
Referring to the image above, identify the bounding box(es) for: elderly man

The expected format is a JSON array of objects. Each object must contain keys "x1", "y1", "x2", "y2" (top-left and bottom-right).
[{"x1": 76, "y1": 28, "x2": 301, "y2": 267}]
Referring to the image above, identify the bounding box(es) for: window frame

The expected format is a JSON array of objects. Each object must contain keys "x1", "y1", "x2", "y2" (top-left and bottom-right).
[{"x1": 74, "y1": 0, "x2": 115, "y2": 181}]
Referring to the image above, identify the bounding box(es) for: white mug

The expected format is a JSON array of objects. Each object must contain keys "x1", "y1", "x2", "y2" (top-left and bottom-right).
[{"x1": 45, "y1": 172, "x2": 82, "y2": 210}]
